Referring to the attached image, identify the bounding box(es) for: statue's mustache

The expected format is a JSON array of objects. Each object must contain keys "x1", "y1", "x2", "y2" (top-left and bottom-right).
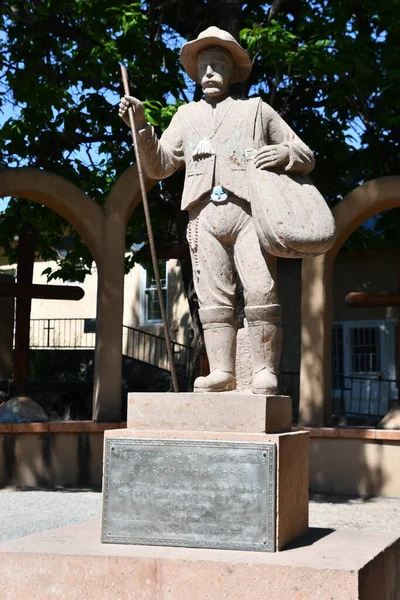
[{"x1": 203, "y1": 79, "x2": 223, "y2": 86}]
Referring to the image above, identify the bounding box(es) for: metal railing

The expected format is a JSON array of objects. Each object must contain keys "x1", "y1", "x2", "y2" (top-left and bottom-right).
[
  {"x1": 26, "y1": 321, "x2": 398, "y2": 420},
  {"x1": 122, "y1": 325, "x2": 193, "y2": 379},
  {"x1": 28, "y1": 318, "x2": 194, "y2": 379},
  {"x1": 29, "y1": 318, "x2": 96, "y2": 349},
  {"x1": 332, "y1": 374, "x2": 399, "y2": 419}
]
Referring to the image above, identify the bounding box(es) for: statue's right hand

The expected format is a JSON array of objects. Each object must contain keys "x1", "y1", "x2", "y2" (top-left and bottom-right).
[{"x1": 118, "y1": 95, "x2": 147, "y2": 130}]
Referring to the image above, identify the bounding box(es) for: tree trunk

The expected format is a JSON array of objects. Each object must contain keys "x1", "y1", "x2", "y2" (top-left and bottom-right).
[{"x1": 213, "y1": 0, "x2": 242, "y2": 39}]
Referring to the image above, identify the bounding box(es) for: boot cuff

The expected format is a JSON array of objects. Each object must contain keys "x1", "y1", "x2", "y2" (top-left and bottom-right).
[
  {"x1": 245, "y1": 304, "x2": 281, "y2": 323},
  {"x1": 199, "y1": 306, "x2": 235, "y2": 325}
]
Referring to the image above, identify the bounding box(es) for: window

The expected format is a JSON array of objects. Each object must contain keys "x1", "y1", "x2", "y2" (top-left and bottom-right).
[
  {"x1": 140, "y1": 261, "x2": 168, "y2": 324},
  {"x1": 84, "y1": 319, "x2": 96, "y2": 334},
  {"x1": 350, "y1": 326, "x2": 381, "y2": 373},
  {"x1": 332, "y1": 320, "x2": 397, "y2": 417},
  {"x1": 0, "y1": 268, "x2": 16, "y2": 278}
]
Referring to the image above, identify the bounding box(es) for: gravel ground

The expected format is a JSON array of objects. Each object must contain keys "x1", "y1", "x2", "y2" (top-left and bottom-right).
[
  {"x1": 0, "y1": 490, "x2": 400, "y2": 544},
  {"x1": 309, "y1": 493, "x2": 400, "y2": 534},
  {"x1": 0, "y1": 489, "x2": 101, "y2": 543}
]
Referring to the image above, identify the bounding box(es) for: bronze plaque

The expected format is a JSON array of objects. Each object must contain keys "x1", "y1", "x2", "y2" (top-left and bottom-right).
[{"x1": 102, "y1": 438, "x2": 276, "y2": 552}]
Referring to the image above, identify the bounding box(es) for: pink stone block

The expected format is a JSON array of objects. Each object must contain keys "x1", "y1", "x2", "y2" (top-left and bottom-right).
[
  {"x1": 104, "y1": 428, "x2": 309, "y2": 551},
  {"x1": 127, "y1": 392, "x2": 292, "y2": 433},
  {"x1": 0, "y1": 521, "x2": 399, "y2": 599}
]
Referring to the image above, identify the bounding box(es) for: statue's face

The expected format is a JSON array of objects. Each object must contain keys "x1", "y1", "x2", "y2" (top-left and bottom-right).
[{"x1": 197, "y1": 47, "x2": 234, "y2": 98}]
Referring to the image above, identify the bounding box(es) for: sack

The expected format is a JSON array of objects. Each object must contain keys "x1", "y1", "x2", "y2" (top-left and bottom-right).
[{"x1": 247, "y1": 158, "x2": 336, "y2": 259}]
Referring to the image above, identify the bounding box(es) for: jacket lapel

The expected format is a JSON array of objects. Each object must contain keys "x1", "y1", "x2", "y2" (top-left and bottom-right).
[
  {"x1": 186, "y1": 100, "x2": 212, "y2": 139},
  {"x1": 186, "y1": 97, "x2": 236, "y2": 139},
  {"x1": 214, "y1": 96, "x2": 235, "y2": 134}
]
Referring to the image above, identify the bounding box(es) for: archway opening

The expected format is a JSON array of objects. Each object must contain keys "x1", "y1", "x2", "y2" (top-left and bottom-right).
[
  {"x1": 0, "y1": 168, "x2": 104, "y2": 420},
  {"x1": 331, "y1": 208, "x2": 400, "y2": 425},
  {"x1": 300, "y1": 176, "x2": 400, "y2": 427}
]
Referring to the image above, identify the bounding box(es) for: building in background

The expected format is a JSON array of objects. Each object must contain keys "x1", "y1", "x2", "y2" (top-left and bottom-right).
[{"x1": 1, "y1": 245, "x2": 398, "y2": 421}]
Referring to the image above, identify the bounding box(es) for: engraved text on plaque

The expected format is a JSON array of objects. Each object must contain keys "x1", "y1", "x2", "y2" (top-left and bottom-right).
[{"x1": 102, "y1": 438, "x2": 276, "y2": 552}]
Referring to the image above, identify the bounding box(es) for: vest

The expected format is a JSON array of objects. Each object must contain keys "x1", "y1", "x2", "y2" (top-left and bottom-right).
[{"x1": 178, "y1": 97, "x2": 261, "y2": 211}]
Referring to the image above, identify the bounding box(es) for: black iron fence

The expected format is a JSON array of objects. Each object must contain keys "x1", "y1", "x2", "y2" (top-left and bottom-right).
[
  {"x1": 122, "y1": 325, "x2": 193, "y2": 379},
  {"x1": 332, "y1": 374, "x2": 399, "y2": 419},
  {"x1": 26, "y1": 320, "x2": 398, "y2": 420},
  {"x1": 28, "y1": 318, "x2": 194, "y2": 379},
  {"x1": 29, "y1": 318, "x2": 96, "y2": 349}
]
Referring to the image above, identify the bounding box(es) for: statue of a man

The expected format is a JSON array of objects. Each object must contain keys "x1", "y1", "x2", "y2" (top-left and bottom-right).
[{"x1": 119, "y1": 27, "x2": 315, "y2": 395}]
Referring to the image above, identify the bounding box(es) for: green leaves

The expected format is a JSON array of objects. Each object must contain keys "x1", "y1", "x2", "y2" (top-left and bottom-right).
[
  {"x1": 106, "y1": 2, "x2": 147, "y2": 35},
  {"x1": 142, "y1": 100, "x2": 183, "y2": 131},
  {"x1": 0, "y1": 0, "x2": 186, "y2": 280},
  {"x1": 0, "y1": 0, "x2": 399, "y2": 279}
]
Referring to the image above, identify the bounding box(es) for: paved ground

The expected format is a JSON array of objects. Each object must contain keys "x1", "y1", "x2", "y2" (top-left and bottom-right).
[
  {"x1": 0, "y1": 490, "x2": 400, "y2": 544},
  {"x1": 309, "y1": 493, "x2": 400, "y2": 534}
]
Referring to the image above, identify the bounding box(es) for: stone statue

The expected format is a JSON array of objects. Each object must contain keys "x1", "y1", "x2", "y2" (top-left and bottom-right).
[{"x1": 119, "y1": 27, "x2": 315, "y2": 395}]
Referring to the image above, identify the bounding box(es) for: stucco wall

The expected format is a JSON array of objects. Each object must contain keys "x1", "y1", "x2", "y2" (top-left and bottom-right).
[
  {"x1": 0, "y1": 258, "x2": 192, "y2": 346},
  {"x1": 332, "y1": 247, "x2": 400, "y2": 322},
  {"x1": 307, "y1": 428, "x2": 400, "y2": 498},
  {"x1": 0, "y1": 422, "x2": 118, "y2": 488},
  {"x1": 278, "y1": 247, "x2": 400, "y2": 374},
  {"x1": 1, "y1": 424, "x2": 400, "y2": 499}
]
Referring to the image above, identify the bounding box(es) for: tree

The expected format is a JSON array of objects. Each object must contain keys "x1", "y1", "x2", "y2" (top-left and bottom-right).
[
  {"x1": 0, "y1": 0, "x2": 186, "y2": 278},
  {"x1": 0, "y1": 1, "x2": 399, "y2": 296}
]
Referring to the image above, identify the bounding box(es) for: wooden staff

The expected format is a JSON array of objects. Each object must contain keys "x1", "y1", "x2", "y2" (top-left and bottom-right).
[{"x1": 120, "y1": 64, "x2": 179, "y2": 393}]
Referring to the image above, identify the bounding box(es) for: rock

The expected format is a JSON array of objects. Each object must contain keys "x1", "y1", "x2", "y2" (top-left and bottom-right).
[{"x1": 0, "y1": 396, "x2": 49, "y2": 423}]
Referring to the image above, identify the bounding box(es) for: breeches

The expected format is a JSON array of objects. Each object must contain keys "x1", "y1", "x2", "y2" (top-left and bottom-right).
[{"x1": 186, "y1": 196, "x2": 278, "y2": 311}]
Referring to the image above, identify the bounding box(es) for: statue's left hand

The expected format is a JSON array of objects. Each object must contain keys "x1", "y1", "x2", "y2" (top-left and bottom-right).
[{"x1": 255, "y1": 144, "x2": 290, "y2": 169}]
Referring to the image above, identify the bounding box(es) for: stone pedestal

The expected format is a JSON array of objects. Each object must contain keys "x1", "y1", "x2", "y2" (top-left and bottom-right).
[
  {"x1": 127, "y1": 391, "x2": 293, "y2": 433},
  {"x1": 0, "y1": 393, "x2": 399, "y2": 598},
  {"x1": 107, "y1": 392, "x2": 307, "y2": 551},
  {"x1": 0, "y1": 521, "x2": 399, "y2": 600}
]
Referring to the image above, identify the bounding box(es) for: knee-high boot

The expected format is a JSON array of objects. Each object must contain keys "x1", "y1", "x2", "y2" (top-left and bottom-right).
[
  {"x1": 244, "y1": 305, "x2": 282, "y2": 395},
  {"x1": 194, "y1": 307, "x2": 236, "y2": 393}
]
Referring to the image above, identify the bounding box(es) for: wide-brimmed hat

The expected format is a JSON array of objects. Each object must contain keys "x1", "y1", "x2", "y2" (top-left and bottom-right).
[{"x1": 180, "y1": 26, "x2": 252, "y2": 84}]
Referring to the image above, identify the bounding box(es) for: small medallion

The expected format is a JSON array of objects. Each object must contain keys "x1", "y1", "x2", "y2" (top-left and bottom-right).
[{"x1": 211, "y1": 185, "x2": 228, "y2": 202}]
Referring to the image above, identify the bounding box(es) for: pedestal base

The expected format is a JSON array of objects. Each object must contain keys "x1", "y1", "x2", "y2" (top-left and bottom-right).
[
  {"x1": 0, "y1": 521, "x2": 399, "y2": 600},
  {"x1": 127, "y1": 392, "x2": 292, "y2": 433},
  {"x1": 118, "y1": 392, "x2": 306, "y2": 551},
  {"x1": 105, "y1": 428, "x2": 309, "y2": 551}
]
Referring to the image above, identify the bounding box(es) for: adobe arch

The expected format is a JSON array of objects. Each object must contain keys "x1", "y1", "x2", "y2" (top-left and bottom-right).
[
  {"x1": 0, "y1": 166, "x2": 156, "y2": 421},
  {"x1": 0, "y1": 168, "x2": 103, "y2": 263},
  {"x1": 299, "y1": 176, "x2": 400, "y2": 426}
]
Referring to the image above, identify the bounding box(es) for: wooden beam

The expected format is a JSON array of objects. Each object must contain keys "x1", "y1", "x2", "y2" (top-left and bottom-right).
[
  {"x1": 345, "y1": 292, "x2": 400, "y2": 308},
  {"x1": 0, "y1": 283, "x2": 84, "y2": 301},
  {"x1": 141, "y1": 243, "x2": 190, "y2": 260}
]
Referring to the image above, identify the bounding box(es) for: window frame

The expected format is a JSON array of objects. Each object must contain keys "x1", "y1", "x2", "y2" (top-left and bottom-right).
[
  {"x1": 332, "y1": 319, "x2": 396, "y2": 380},
  {"x1": 139, "y1": 261, "x2": 168, "y2": 326}
]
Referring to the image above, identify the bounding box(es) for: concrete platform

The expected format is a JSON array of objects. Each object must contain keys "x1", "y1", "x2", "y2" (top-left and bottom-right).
[{"x1": 0, "y1": 520, "x2": 399, "y2": 599}]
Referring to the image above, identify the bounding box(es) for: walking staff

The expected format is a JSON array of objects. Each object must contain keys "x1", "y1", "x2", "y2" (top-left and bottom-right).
[{"x1": 120, "y1": 64, "x2": 179, "y2": 393}]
